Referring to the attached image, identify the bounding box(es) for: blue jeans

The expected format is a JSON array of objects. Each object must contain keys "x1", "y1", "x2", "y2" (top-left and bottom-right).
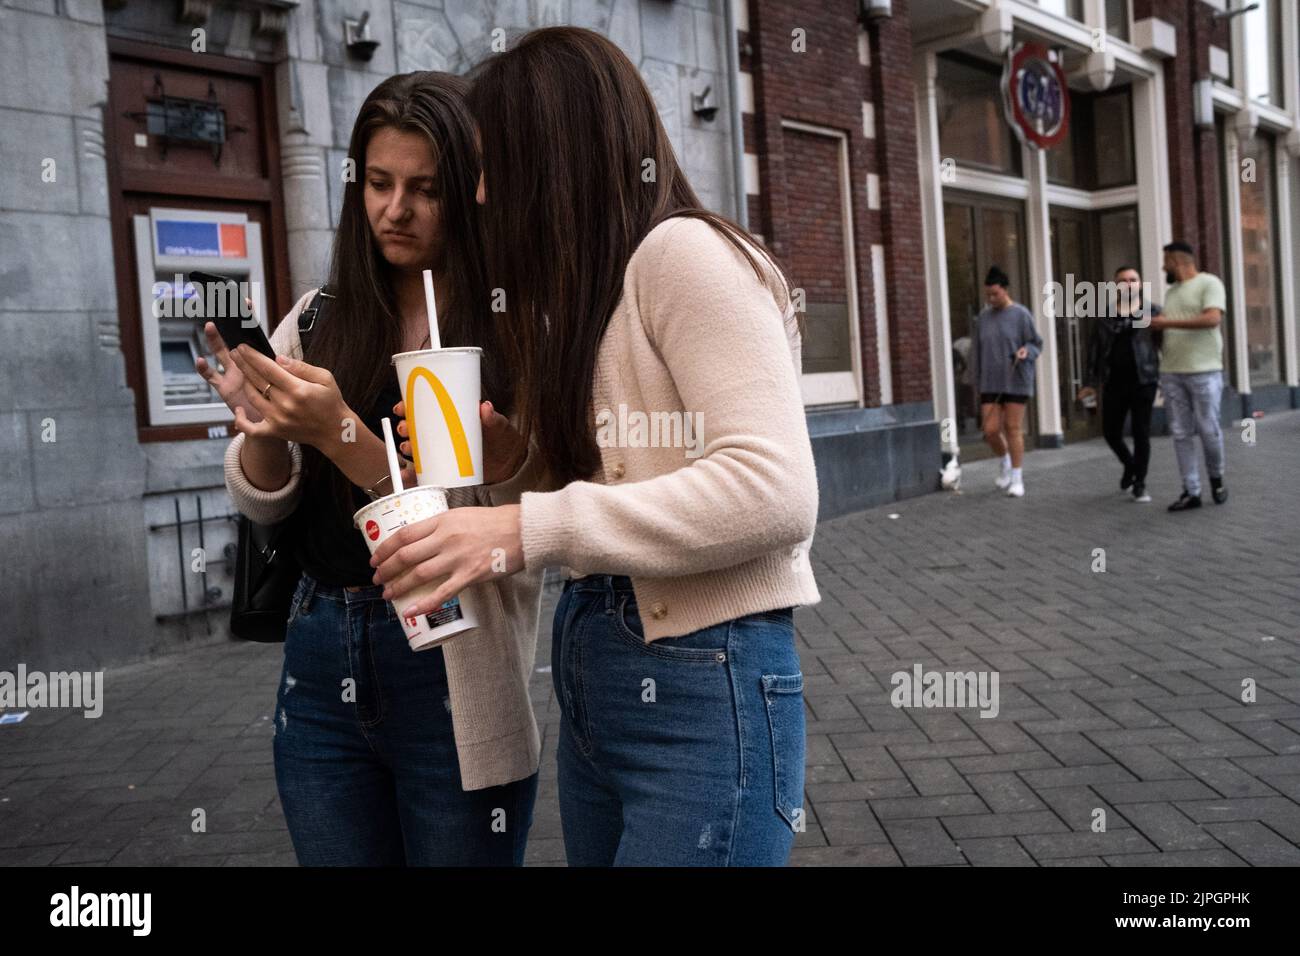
[
  {"x1": 1160, "y1": 370, "x2": 1225, "y2": 496},
  {"x1": 551, "y1": 574, "x2": 806, "y2": 866},
  {"x1": 273, "y1": 574, "x2": 538, "y2": 866}
]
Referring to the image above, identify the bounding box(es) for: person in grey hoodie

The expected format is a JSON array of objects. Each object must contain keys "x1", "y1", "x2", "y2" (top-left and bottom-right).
[{"x1": 969, "y1": 266, "x2": 1043, "y2": 498}]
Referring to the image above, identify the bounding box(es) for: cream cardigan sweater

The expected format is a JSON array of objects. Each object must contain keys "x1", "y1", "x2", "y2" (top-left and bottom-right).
[
  {"x1": 520, "y1": 217, "x2": 821, "y2": 639},
  {"x1": 223, "y1": 290, "x2": 543, "y2": 792}
]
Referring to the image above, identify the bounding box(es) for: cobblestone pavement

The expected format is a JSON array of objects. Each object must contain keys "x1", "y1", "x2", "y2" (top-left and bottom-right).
[{"x1": 2, "y1": 411, "x2": 1297, "y2": 866}]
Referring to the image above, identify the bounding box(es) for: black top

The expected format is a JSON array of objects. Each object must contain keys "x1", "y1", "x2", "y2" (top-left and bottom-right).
[
  {"x1": 291, "y1": 379, "x2": 403, "y2": 587},
  {"x1": 1107, "y1": 322, "x2": 1138, "y2": 384}
]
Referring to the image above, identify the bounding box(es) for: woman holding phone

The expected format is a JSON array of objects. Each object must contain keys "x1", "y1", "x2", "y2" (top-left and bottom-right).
[
  {"x1": 198, "y1": 72, "x2": 542, "y2": 866},
  {"x1": 372, "y1": 28, "x2": 820, "y2": 866}
]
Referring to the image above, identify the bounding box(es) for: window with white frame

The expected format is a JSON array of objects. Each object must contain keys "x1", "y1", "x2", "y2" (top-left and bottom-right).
[
  {"x1": 1243, "y1": 0, "x2": 1285, "y2": 108},
  {"x1": 779, "y1": 121, "x2": 864, "y2": 407},
  {"x1": 1039, "y1": 0, "x2": 1084, "y2": 21},
  {"x1": 1105, "y1": 0, "x2": 1130, "y2": 42},
  {"x1": 1238, "y1": 133, "x2": 1285, "y2": 386}
]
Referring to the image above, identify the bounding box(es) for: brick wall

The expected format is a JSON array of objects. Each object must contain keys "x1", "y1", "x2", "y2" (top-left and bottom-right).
[
  {"x1": 743, "y1": 0, "x2": 931, "y2": 408},
  {"x1": 1137, "y1": 0, "x2": 1225, "y2": 275},
  {"x1": 869, "y1": 2, "x2": 930, "y2": 404}
]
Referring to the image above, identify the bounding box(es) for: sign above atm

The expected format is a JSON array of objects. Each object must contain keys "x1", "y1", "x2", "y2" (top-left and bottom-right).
[{"x1": 155, "y1": 219, "x2": 248, "y2": 258}]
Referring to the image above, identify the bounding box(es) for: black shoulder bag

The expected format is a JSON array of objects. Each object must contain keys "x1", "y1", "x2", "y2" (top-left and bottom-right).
[{"x1": 229, "y1": 289, "x2": 333, "y2": 642}]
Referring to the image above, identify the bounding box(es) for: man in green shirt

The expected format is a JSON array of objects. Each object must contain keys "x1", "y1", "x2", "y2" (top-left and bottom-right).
[{"x1": 1151, "y1": 241, "x2": 1228, "y2": 511}]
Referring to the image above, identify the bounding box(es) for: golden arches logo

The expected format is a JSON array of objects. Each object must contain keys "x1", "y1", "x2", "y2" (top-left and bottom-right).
[{"x1": 404, "y1": 367, "x2": 475, "y2": 478}]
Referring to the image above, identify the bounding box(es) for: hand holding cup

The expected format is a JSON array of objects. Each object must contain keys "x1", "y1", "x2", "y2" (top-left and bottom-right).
[{"x1": 392, "y1": 398, "x2": 526, "y2": 485}]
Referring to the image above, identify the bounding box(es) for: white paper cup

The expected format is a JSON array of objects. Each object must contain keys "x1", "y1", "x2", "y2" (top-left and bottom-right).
[
  {"x1": 393, "y1": 347, "x2": 483, "y2": 488},
  {"x1": 352, "y1": 486, "x2": 477, "y2": 651}
]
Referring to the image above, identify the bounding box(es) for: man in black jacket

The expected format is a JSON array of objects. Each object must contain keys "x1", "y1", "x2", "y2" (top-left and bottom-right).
[{"x1": 1078, "y1": 266, "x2": 1161, "y2": 503}]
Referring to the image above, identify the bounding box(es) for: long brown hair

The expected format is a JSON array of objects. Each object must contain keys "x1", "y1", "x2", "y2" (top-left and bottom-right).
[
  {"x1": 300, "y1": 71, "x2": 508, "y2": 512},
  {"x1": 467, "y1": 27, "x2": 787, "y2": 488}
]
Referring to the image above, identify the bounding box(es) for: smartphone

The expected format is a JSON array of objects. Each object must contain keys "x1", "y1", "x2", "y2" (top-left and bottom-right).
[{"x1": 189, "y1": 271, "x2": 276, "y2": 359}]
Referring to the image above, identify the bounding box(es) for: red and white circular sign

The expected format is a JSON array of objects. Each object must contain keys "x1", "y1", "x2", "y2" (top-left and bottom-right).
[{"x1": 1002, "y1": 42, "x2": 1070, "y2": 150}]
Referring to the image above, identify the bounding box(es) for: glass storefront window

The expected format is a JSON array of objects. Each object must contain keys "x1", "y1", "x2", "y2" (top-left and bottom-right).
[
  {"x1": 1047, "y1": 88, "x2": 1136, "y2": 189},
  {"x1": 1097, "y1": 206, "x2": 1139, "y2": 280},
  {"x1": 1106, "y1": 0, "x2": 1130, "y2": 42},
  {"x1": 936, "y1": 53, "x2": 1022, "y2": 176},
  {"x1": 1045, "y1": 111, "x2": 1077, "y2": 185},
  {"x1": 1238, "y1": 134, "x2": 1283, "y2": 385},
  {"x1": 943, "y1": 196, "x2": 1032, "y2": 448},
  {"x1": 1049, "y1": 205, "x2": 1140, "y2": 443},
  {"x1": 1039, "y1": 0, "x2": 1084, "y2": 20},
  {"x1": 1244, "y1": 0, "x2": 1285, "y2": 108},
  {"x1": 1093, "y1": 89, "x2": 1135, "y2": 187}
]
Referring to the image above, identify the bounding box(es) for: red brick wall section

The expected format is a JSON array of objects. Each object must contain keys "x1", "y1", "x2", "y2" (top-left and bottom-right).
[
  {"x1": 1134, "y1": 0, "x2": 1223, "y2": 274},
  {"x1": 868, "y1": 2, "x2": 930, "y2": 404},
  {"x1": 1193, "y1": 0, "x2": 1225, "y2": 278}
]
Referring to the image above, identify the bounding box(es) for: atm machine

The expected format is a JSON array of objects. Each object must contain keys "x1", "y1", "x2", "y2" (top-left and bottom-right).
[{"x1": 132, "y1": 207, "x2": 270, "y2": 427}]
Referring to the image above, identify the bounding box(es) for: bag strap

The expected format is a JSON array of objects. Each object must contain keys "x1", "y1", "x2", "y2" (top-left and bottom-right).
[{"x1": 296, "y1": 286, "x2": 333, "y2": 352}]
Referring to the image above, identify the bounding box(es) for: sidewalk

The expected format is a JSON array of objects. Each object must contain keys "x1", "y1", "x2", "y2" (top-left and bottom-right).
[{"x1": 2, "y1": 412, "x2": 1298, "y2": 866}]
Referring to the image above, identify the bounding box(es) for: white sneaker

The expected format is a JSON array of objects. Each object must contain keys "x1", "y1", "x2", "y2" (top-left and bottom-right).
[
  {"x1": 995, "y1": 472, "x2": 1012, "y2": 490},
  {"x1": 1005, "y1": 481, "x2": 1025, "y2": 497}
]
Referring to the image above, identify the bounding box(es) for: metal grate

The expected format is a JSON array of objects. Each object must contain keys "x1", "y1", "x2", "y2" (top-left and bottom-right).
[{"x1": 148, "y1": 496, "x2": 238, "y2": 638}]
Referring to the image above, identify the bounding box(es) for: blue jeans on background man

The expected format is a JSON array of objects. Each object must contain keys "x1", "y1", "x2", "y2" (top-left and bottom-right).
[
  {"x1": 273, "y1": 574, "x2": 538, "y2": 866},
  {"x1": 551, "y1": 574, "x2": 806, "y2": 866},
  {"x1": 1160, "y1": 370, "x2": 1225, "y2": 497}
]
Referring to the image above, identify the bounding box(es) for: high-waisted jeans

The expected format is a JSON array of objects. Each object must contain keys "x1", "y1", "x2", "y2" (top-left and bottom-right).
[
  {"x1": 551, "y1": 574, "x2": 806, "y2": 866},
  {"x1": 273, "y1": 573, "x2": 538, "y2": 866}
]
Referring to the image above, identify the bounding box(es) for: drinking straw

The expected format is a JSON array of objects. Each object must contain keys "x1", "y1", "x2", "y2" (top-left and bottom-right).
[
  {"x1": 421, "y1": 269, "x2": 441, "y2": 350},
  {"x1": 380, "y1": 417, "x2": 404, "y2": 494}
]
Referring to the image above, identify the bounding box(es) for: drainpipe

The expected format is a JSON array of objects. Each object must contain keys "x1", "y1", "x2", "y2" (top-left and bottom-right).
[{"x1": 723, "y1": 0, "x2": 748, "y2": 227}]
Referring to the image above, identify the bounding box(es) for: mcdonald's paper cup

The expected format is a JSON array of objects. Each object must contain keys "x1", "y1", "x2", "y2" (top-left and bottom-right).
[
  {"x1": 352, "y1": 486, "x2": 478, "y2": 651},
  {"x1": 393, "y1": 347, "x2": 483, "y2": 488}
]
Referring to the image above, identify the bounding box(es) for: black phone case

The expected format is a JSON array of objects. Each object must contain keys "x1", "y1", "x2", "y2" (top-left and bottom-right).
[{"x1": 189, "y1": 271, "x2": 276, "y2": 359}]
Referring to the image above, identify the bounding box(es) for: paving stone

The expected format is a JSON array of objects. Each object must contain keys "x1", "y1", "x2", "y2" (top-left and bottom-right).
[
  {"x1": 953, "y1": 836, "x2": 1037, "y2": 866},
  {"x1": 1093, "y1": 779, "x2": 1222, "y2": 805},
  {"x1": 1113, "y1": 803, "x2": 1224, "y2": 852},
  {"x1": 966, "y1": 773, "x2": 1047, "y2": 813},
  {"x1": 881, "y1": 818, "x2": 966, "y2": 866},
  {"x1": 899, "y1": 759, "x2": 971, "y2": 796},
  {"x1": 1018, "y1": 828, "x2": 1158, "y2": 861},
  {"x1": 1201, "y1": 821, "x2": 1300, "y2": 865},
  {"x1": 941, "y1": 811, "x2": 1068, "y2": 839},
  {"x1": 788, "y1": 843, "x2": 902, "y2": 866},
  {"x1": 1100, "y1": 849, "x2": 1246, "y2": 866},
  {"x1": 870, "y1": 794, "x2": 989, "y2": 821},
  {"x1": 814, "y1": 800, "x2": 888, "y2": 846}
]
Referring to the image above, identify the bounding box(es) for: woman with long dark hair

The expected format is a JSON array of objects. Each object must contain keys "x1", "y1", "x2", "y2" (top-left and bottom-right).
[
  {"x1": 372, "y1": 29, "x2": 821, "y2": 866},
  {"x1": 198, "y1": 72, "x2": 541, "y2": 865}
]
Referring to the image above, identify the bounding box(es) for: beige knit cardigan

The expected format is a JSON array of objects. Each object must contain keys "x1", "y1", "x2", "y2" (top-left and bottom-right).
[{"x1": 519, "y1": 216, "x2": 821, "y2": 640}]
